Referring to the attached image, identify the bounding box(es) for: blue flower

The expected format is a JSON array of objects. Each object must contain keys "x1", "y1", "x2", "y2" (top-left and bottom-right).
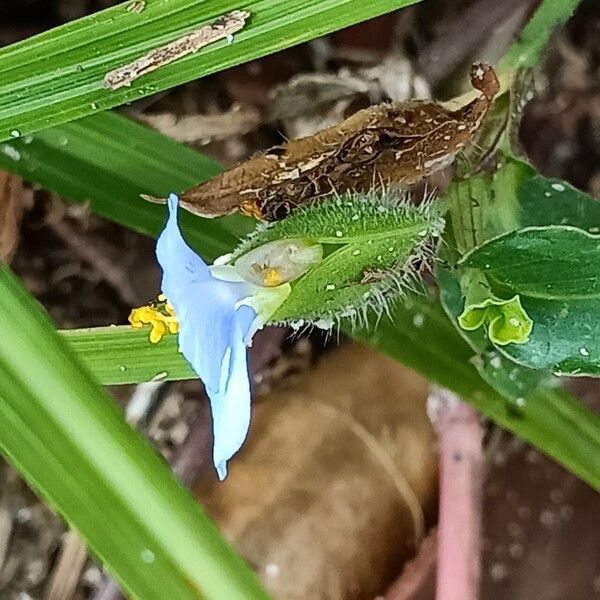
[{"x1": 156, "y1": 194, "x2": 290, "y2": 479}]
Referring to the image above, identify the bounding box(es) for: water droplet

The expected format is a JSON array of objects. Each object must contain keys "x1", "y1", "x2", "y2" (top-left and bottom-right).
[
  {"x1": 579, "y1": 347, "x2": 589, "y2": 357},
  {"x1": 544, "y1": 191, "x2": 551, "y2": 197},
  {"x1": 413, "y1": 313, "x2": 425, "y2": 328},
  {"x1": 489, "y1": 355, "x2": 502, "y2": 369},
  {"x1": 515, "y1": 397, "x2": 525, "y2": 407},
  {"x1": 325, "y1": 284, "x2": 335, "y2": 291},
  {"x1": 119, "y1": 365, "x2": 127, "y2": 372},
  {"x1": 1, "y1": 145, "x2": 20, "y2": 161},
  {"x1": 90, "y1": 102, "x2": 99, "y2": 110},
  {"x1": 16, "y1": 508, "x2": 31, "y2": 523},
  {"x1": 10, "y1": 129, "x2": 20, "y2": 138},
  {"x1": 335, "y1": 230, "x2": 343, "y2": 237},
  {"x1": 509, "y1": 317, "x2": 520, "y2": 327},
  {"x1": 388, "y1": 247, "x2": 395, "y2": 252},
  {"x1": 352, "y1": 249, "x2": 360, "y2": 256},
  {"x1": 59, "y1": 136, "x2": 69, "y2": 146},
  {"x1": 551, "y1": 182, "x2": 565, "y2": 192},
  {"x1": 141, "y1": 549, "x2": 155, "y2": 563}
]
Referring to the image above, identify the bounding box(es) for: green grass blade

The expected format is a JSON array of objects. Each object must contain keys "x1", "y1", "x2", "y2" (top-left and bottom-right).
[
  {"x1": 0, "y1": 0, "x2": 422, "y2": 142},
  {"x1": 0, "y1": 266, "x2": 270, "y2": 600},
  {"x1": 63, "y1": 326, "x2": 195, "y2": 384},
  {"x1": 499, "y1": 0, "x2": 581, "y2": 69},
  {"x1": 61, "y1": 298, "x2": 600, "y2": 492}
]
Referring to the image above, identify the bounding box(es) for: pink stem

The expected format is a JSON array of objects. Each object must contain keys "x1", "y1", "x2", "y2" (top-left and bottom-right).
[{"x1": 428, "y1": 387, "x2": 484, "y2": 600}]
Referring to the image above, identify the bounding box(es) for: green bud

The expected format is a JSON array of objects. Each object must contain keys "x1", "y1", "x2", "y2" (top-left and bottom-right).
[{"x1": 230, "y1": 189, "x2": 444, "y2": 328}]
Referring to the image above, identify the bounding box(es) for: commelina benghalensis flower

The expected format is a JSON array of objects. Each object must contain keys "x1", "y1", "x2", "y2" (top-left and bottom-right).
[{"x1": 131, "y1": 194, "x2": 292, "y2": 479}]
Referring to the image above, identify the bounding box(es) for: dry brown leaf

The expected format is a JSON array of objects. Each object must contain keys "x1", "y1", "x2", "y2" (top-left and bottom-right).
[
  {"x1": 0, "y1": 170, "x2": 24, "y2": 263},
  {"x1": 169, "y1": 63, "x2": 499, "y2": 221}
]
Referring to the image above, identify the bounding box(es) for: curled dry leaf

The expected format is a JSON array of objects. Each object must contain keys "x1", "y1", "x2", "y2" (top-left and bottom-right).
[
  {"x1": 169, "y1": 63, "x2": 499, "y2": 221},
  {"x1": 0, "y1": 170, "x2": 23, "y2": 263}
]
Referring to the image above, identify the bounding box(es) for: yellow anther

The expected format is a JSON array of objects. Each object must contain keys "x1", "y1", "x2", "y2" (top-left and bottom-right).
[
  {"x1": 128, "y1": 296, "x2": 179, "y2": 343},
  {"x1": 149, "y1": 320, "x2": 167, "y2": 344},
  {"x1": 263, "y1": 268, "x2": 283, "y2": 287}
]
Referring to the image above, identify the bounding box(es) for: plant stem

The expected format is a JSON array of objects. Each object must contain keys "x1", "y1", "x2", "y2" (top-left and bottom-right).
[{"x1": 428, "y1": 387, "x2": 484, "y2": 600}]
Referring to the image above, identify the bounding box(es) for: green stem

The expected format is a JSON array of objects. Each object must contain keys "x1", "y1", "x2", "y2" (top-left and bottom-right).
[{"x1": 500, "y1": 0, "x2": 582, "y2": 70}]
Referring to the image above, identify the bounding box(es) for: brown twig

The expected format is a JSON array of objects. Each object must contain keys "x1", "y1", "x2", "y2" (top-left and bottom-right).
[
  {"x1": 427, "y1": 387, "x2": 484, "y2": 600},
  {"x1": 0, "y1": 170, "x2": 24, "y2": 263}
]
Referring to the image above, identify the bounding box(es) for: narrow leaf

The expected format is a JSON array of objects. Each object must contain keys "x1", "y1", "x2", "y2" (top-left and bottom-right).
[
  {"x1": 0, "y1": 266, "x2": 269, "y2": 600},
  {"x1": 0, "y1": 0, "x2": 422, "y2": 141}
]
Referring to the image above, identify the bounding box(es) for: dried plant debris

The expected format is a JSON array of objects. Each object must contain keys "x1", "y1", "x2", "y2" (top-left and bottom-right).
[
  {"x1": 0, "y1": 170, "x2": 24, "y2": 263},
  {"x1": 269, "y1": 56, "x2": 431, "y2": 139},
  {"x1": 170, "y1": 63, "x2": 499, "y2": 221},
  {"x1": 126, "y1": 0, "x2": 145, "y2": 13},
  {"x1": 137, "y1": 104, "x2": 261, "y2": 144},
  {"x1": 104, "y1": 10, "x2": 250, "y2": 90}
]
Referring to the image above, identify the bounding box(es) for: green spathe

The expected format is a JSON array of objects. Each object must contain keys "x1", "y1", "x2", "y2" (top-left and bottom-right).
[{"x1": 227, "y1": 190, "x2": 445, "y2": 327}]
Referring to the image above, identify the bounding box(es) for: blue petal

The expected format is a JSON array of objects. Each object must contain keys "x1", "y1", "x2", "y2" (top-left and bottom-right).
[
  {"x1": 213, "y1": 304, "x2": 256, "y2": 480},
  {"x1": 156, "y1": 194, "x2": 257, "y2": 477}
]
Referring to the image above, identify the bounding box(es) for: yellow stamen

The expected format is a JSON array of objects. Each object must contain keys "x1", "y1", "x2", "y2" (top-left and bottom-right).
[
  {"x1": 263, "y1": 268, "x2": 283, "y2": 287},
  {"x1": 128, "y1": 296, "x2": 179, "y2": 343}
]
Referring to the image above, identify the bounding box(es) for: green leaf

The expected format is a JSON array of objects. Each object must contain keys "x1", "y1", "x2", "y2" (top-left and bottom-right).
[
  {"x1": 0, "y1": 266, "x2": 269, "y2": 600},
  {"x1": 63, "y1": 326, "x2": 194, "y2": 384},
  {"x1": 351, "y1": 296, "x2": 600, "y2": 491},
  {"x1": 0, "y1": 0, "x2": 422, "y2": 142},
  {"x1": 519, "y1": 175, "x2": 600, "y2": 231},
  {"x1": 460, "y1": 226, "x2": 600, "y2": 374}
]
